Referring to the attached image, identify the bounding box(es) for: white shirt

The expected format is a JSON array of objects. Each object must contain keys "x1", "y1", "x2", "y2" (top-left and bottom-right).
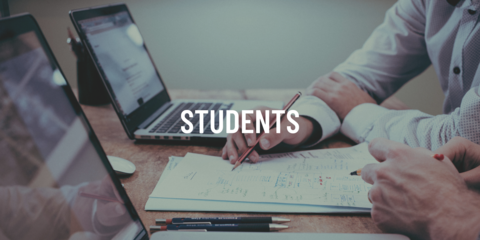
[{"x1": 293, "y1": 0, "x2": 480, "y2": 150}]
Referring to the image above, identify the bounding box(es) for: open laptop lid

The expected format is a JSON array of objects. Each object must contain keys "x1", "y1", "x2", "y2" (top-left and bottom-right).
[
  {"x1": 70, "y1": 3, "x2": 171, "y2": 139},
  {"x1": 0, "y1": 14, "x2": 148, "y2": 239}
]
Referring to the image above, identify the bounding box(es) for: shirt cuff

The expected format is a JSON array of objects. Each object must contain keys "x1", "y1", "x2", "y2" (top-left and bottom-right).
[
  {"x1": 291, "y1": 95, "x2": 341, "y2": 148},
  {"x1": 341, "y1": 103, "x2": 389, "y2": 143}
]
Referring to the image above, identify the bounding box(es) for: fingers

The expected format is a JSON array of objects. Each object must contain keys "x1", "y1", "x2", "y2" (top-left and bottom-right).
[
  {"x1": 434, "y1": 137, "x2": 468, "y2": 166},
  {"x1": 361, "y1": 163, "x2": 380, "y2": 185},
  {"x1": 223, "y1": 132, "x2": 260, "y2": 164},
  {"x1": 96, "y1": 202, "x2": 128, "y2": 227},
  {"x1": 434, "y1": 136, "x2": 480, "y2": 172},
  {"x1": 243, "y1": 107, "x2": 275, "y2": 147},
  {"x1": 243, "y1": 112, "x2": 256, "y2": 146},
  {"x1": 368, "y1": 138, "x2": 410, "y2": 163},
  {"x1": 461, "y1": 166, "x2": 480, "y2": 190},
  {"x1": 226, "y1": 133, "x2": 241, "y2": 163},
  {"x1": 328, "y1": 72, "x2": 348, "y2": 83},
  {"x1": 257, "y1": 115, "x2": 300, "y2": 150}
]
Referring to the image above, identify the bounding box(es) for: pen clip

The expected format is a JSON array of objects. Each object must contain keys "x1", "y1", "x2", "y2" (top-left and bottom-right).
[
  {"x1": 172, "y1": 222, "x2": 212, "y2": 225},
  {"x1": 176, "y1": 229, "x2": 207, "y2": 232}
]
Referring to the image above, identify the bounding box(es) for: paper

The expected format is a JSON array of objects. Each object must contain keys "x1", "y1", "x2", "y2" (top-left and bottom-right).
[
  {"x1": 150, "y1": 144, "x2": 376, "y2": 208},
  {"x1": 147, "y1": 156, "x2": 370, "y2": 213}
]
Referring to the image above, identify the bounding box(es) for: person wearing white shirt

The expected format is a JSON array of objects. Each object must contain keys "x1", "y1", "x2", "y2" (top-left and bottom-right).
[{"x1": 222, "y1": 0, "x2": 480, "y2": 164}]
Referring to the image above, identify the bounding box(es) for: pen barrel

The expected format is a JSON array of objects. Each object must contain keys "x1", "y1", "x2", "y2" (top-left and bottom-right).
[
  {"x1": 237, "y1": 224, "x2": 271, "y2": 232},
  {"x1": 172, "y1": 217, "x2": 273, "y2": 224},
  {"x1": 238, "y1": 217, "x2": 272, "y2": 223},
  {"x1": 168, "y1": 224, "x2": 271, "y2": 232}
]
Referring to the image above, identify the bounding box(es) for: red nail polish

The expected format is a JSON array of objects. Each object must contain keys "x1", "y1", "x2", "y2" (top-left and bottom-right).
[{"x1": 433, "y1": 154, "x2": 444, "y2": 161}]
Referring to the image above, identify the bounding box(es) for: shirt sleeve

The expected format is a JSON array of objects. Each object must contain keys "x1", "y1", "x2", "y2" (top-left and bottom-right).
[
  {"x1": 290, "y1": 95, "x2": 341, "y2": 148},
  {"x1": 333, "y1": 0, "x2": 431, "y2": 103},
  {"x1": 341, "y1": 87, "x2": 480, "y2": 150}
]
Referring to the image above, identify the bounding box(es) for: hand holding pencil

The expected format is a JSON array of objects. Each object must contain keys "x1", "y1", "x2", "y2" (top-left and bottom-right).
[
  {"x1": 222, "y1": 92, "x2": 319, "y2": 165},
  {"x1": 231, "y1": 93, "x2": 301, "y2": 171}
]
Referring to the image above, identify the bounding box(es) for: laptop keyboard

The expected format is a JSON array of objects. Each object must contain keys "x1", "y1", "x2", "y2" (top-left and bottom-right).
[{"x1": 148, "y1": 102, "x2": 233, "y2": 134}]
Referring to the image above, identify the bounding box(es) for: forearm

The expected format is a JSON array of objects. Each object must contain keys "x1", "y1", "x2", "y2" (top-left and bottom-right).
[
  {"x1": 291, "y1": 95, "x2": 340, "y2": 148},
  {"x1": 341, "y1": 87, "x2": 480, "y2": 150},
  {"x1": 334, "y1": 0, "x2": 430, "y2": 103}
]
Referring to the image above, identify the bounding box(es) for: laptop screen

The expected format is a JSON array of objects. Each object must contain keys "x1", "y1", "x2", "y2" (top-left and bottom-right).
[
  {"x1": 78, "y1": 11, "x2": 165, "y2": 116},
  {"x1": 0, "y1": 15, "x2": 147, "y2": 240}
]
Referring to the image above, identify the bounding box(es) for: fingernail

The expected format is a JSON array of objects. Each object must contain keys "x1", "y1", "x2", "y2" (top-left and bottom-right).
[
  {"x1": 229, "y1": 155, "x2": 235, "y2": 161},
  {"x1": 260, "y1": 138, "x2": 270, "y2": 149},
  {"x1": 247, "y1": 138, "x2": 253, "y2": 146},
  {"x1": 251, "y1": 152, "x2": 259, "y2": 162},
  {"x1": 222, "y1": 148, "x2": 226, "y2": 156}
]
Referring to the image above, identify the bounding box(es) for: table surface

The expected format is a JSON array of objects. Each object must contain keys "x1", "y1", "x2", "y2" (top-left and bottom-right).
[{"x1": 80, "y1": 89, "x2": 408, "y2": 235}]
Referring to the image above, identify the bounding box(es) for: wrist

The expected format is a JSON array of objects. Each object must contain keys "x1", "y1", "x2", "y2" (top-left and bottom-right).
[
  {"x1": 297, "y1": 116, "x2": 320, "y2": 146},
  {"x1": 430, "y1": 190, "x2": 480, "y2": 240}
]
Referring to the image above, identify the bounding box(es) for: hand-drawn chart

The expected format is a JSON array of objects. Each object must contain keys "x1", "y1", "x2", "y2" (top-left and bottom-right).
[{"x1": 151, "y1": 144, "x2": 376, "y2": 208}]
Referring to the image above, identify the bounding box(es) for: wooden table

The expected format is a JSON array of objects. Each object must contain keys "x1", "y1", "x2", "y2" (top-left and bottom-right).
[{"x1": 80, "y1": 89, "x2": 408, "y2": 235}]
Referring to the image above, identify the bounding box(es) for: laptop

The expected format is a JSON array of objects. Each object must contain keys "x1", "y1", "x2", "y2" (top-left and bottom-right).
[
  {"x1": 0, "y1": 13, "x2": 407, "y2": 240},
  {"x1": 69, "y1": 3, "x2": 283, "y2": 142}
]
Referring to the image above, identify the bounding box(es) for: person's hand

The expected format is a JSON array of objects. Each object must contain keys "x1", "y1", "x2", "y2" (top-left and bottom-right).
[
  {"x1": 362, "y1": 138, "x2": 480, "y2": 240},
  {"x1": 73, "y1": 177, "x2": 131, "y2": 236},
  {"x1": 434, "y1": 136, "x2": 480, "y2": 190},
  {"x1": 222, "y1": 106, "x2": 315, "y2": 164},
  {"x1": 306, "y1": 72, "x2": 376, "y2": 120}
]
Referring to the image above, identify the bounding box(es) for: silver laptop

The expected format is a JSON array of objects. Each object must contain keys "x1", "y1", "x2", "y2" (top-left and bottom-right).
[
  {"x1": 69, "y1": 4, "x2": 283, "y2": 142},
  {"x1": 0, "y1": 13, "x2": 407, "y2": 240}
]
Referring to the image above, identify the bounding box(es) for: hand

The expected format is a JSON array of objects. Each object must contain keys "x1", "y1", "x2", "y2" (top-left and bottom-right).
[
  {"x1": 362, "y1": 138, "x2": 480, "y2": 240},
  {"x1": 306, "y1": 72, "x2": 376, "y2": 120},
  {"x1": 73, "y1": 177, "x2": 131, "y2": 236},
  {"x1": 222, "y1": 106, "x2": 315, "y2": 164},
  {"x1": 434, "y1": 136, "x2": 480, "y2": 190}
]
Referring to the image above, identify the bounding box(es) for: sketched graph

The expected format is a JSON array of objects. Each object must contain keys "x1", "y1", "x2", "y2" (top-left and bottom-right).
[{"x1": 156, "y1": 146, "x2": 376, "y2": 208}]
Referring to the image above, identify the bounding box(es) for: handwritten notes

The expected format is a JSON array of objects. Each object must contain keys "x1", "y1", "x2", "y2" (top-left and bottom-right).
[{"x1": 150, "y1": 143, "x2": 376, "y2": 208}]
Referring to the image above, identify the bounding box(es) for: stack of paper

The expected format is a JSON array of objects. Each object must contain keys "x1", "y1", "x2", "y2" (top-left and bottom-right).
[{"x1": 146, "y1": 143, "x2": 377, "y2": 213}]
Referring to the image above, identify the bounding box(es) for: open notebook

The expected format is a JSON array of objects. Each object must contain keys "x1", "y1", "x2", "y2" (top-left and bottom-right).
[{"x1": 146, "y1": 143, "x2": 377, "y2": 213}]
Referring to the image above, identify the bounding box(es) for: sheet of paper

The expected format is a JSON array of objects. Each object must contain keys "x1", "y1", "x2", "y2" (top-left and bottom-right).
[
  {"x1": 146, "y1": 156, "x2": 370, "y2": 213},
  {"x1": 145, "y1": 197, "x2": 370, "y2": 213},
  {"x1": 148, "y1": 158, "x2": 370, "y2": 214},
  {"x1": 150, "y1": 144, "x2": 376, "y2": 208}
]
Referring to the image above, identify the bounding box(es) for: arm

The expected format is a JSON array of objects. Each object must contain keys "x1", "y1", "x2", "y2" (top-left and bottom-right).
[
  {"x1": 341, "y1": 86, "x2": 480, "y2": 150},
  {"x1": 222, "y1": 96, "x2": 341, "y2": 163},
  {"x1": 307, "y1": 0, "x2": 431, "y2": 121},
  {"x1": 334, "y1": 0, "x2": 431, "y2": 103}
]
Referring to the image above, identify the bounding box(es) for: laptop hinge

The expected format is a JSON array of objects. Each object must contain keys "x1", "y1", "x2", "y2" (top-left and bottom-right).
[{"x1": 138, "y1": 102, "x2": 173, "y2": 129}]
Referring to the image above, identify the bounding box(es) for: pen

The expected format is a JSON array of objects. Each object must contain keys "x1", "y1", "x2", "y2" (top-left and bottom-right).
[
  {"x1": 232, "y1": 92, "x2": 302, "y2": 171},
  {"x1": 149, "y1": 223, "x2": 288, "y2": 232},
  {"x1": 155, "y1": 217, "x2": 290, "y2": 225},
  {"x1": 79, "y1": 191, "x2": 123, "y2": 204},
  {"x1": 350, "y1": 153, "x2": 445, "y2": 176}
]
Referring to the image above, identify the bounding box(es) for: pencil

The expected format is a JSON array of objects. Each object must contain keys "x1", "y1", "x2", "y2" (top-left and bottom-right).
[
  {"x1": 232, "y1": 92, "x2": 302, "y2": 171},
  {"x1": 350, "y1": 169, "x2": 362, "y2": 176},
  {"x1": 349, "y1": 153, "x2": 445, "y2": 176}
]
